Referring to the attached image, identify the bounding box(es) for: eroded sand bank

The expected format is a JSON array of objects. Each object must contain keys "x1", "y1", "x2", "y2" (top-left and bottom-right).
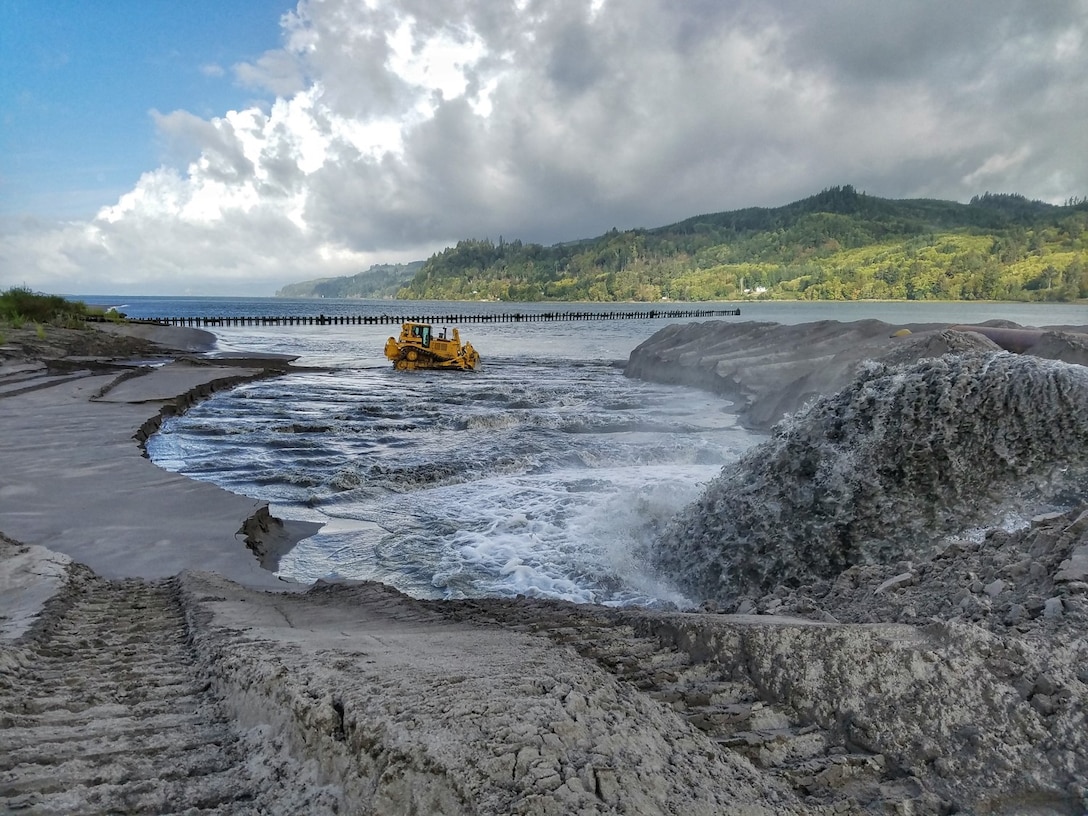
[{"x1": 1, "y1": 320, "x2": 1086, "y2": 814}]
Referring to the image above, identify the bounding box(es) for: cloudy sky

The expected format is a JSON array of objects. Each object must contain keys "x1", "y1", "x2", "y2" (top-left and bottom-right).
[{"x1": 2, "y1": 0, "x2": 1086, "y2": 296}]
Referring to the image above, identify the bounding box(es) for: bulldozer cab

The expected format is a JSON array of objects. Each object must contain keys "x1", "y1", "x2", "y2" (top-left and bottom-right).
[{"x1": 406, "y1": 323, "x2": 432, "y2": 347}]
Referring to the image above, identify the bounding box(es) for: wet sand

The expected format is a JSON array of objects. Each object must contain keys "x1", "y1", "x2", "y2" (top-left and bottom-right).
[
  {"x1": 1, "y1": 320, "x2": 1086, "y2": 814},
  {"x1": 0, "y1": 327, "x2": 315, "y2": 589}
]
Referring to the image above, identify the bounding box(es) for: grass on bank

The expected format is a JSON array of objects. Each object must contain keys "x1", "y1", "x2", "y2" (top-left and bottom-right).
[
  {"x1": 1, "y1": 287, "x2": 90, "y2": 325},
  {"x1": 0, "y1": 287, "x2": 109, "y2": 345}
]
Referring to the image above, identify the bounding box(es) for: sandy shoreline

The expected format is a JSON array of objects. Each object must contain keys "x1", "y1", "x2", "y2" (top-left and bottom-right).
[
  {"x1": 2, "y1": 320, "x2": 1087, "y2": 814},
  {"x1": 0, "y1": 323, "x2": 315, "y2": 589}
]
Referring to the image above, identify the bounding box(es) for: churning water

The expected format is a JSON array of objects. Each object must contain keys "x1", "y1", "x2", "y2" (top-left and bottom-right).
[{"x1": 151, "y1": 358, "x2": 755, "y2": 605}]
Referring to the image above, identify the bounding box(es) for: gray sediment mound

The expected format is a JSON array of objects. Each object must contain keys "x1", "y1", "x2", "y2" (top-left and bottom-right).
[
  {"x1": 624, "y1": 319, "x2": 1088, "y2": 430},
  {"x1": 1028, "y1": 329, "x2": 1088, "y2": 366},
  {"x1": 873, "y1": 326, "x2": 999, "y2": 366},
  {"x1": 623, "y1": 318, "x2": 934, "y2": 430},
  {"x1": 653, "y1": 352, "x2": 1088, "y2": 603}
]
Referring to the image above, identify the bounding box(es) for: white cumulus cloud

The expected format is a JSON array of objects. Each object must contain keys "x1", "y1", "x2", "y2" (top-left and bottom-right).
[{"x1": 2, "y1": 0, "x2": 1086, "y2": 295}]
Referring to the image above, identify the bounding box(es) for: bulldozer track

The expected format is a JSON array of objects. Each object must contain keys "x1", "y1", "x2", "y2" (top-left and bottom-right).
[
  {"x1": 0, "y1": 573, "x2": 262, "y2": 815},
  {"x1": 435, "y1": 598, "x2": 913, "y2": 811},
  {"x1": 0, "y1": 570, "x2": 945, "y2": 813}
]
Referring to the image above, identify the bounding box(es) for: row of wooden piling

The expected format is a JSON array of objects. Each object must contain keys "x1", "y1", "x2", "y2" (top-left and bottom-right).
[{"x1": 110, "y1": 308, "x2": 741, "y2": 328}]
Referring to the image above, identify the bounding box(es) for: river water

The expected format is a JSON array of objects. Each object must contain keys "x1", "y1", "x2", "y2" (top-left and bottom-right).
[{"x1": 85, "y1": 296, "x2": 1088, "y2": 607}]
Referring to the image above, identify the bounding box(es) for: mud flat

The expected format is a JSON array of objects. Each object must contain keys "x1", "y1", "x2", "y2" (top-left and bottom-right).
[{"x1": 1, "y1": 321, "x2": 1087, "y2": 814}]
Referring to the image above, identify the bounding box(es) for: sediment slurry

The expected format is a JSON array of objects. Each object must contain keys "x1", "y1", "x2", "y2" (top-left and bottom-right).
[{"x1": 655, "y1": 352, "x2": 1088, "y2": 602}]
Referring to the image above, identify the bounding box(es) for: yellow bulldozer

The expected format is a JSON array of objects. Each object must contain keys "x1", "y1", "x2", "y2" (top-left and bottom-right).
[{"x1": 384, "y1": 322, "x2": 480, "y2": 371}]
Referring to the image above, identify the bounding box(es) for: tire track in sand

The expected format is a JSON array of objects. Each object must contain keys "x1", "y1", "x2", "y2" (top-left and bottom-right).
[{"x1": 0, "y1": 570, "x2": 262, "y2": 815}]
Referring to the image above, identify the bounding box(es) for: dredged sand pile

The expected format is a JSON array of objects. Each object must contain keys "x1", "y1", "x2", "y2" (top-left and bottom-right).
[
  {"x1": 1, "y1": 319, "x2": 1086, "y2": 814},
  {"x1": 654, "y1": 352, "x2": 1088, "y2": 603}
]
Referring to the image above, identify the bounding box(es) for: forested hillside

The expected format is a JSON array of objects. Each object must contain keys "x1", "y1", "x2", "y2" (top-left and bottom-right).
[
  {"x1": 276, "y1": 262, "x2": 422, "y2": 298},
  {"x1": 398, "y1": 186, "x2": 1088, "y2": 302}
]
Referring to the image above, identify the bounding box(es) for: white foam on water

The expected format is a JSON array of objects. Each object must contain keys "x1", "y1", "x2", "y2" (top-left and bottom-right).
[{"x1": 277, "y1": 463, "x2": 718, "y2": 605}]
